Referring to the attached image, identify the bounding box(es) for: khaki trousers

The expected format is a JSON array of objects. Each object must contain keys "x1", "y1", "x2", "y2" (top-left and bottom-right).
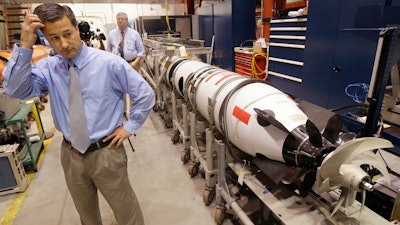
[{"x1": 61, "y1": 140, "x2": 144, "y2": 225}]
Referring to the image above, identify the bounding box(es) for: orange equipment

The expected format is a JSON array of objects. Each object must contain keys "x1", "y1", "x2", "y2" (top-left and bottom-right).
[{"x1": 0, "y1": 44, "x2": 50, "y2": 83}]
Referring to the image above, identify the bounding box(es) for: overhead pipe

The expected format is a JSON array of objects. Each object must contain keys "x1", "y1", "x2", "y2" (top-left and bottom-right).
[{"x1": 262, "y1": 0, "x2": 273, "y2": 39}]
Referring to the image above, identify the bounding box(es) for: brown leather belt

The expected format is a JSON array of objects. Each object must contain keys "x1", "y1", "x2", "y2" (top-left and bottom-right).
[{"x1": 63, "y1": 137, "x2": 112, "y2": 156}]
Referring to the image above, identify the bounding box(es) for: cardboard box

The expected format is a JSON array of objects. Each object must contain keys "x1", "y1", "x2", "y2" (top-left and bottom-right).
[
  {"x1": 302, "y1": 6, "x2": 308, "y2": 16},
  {"x1": 253, "y1": 41, "x2": 268, "y2": 54}
]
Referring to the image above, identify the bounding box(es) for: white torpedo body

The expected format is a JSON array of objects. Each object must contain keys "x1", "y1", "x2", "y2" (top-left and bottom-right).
[{"x1": 160, "y1": 56, "x2": 392, "y2": 197}]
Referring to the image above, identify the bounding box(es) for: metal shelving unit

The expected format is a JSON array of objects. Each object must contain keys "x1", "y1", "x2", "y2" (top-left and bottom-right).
[{"x1": 4, "y1": 99, "x2": 44, "y2": 172}]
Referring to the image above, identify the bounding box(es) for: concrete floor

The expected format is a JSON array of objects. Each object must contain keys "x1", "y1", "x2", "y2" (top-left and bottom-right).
[{"x1": 0, "y1": 99, "x2": 221, "y2": 225}]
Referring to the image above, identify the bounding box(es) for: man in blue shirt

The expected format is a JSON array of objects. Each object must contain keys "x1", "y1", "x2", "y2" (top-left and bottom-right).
[
  {"x1": 107, "y1": 12, "x2": 145, "y2": 117},
  {"x1": 2, "y1": 3, "x2": 154, "y2": 225},
  {"x1": 107, "y1": 12, "x2": 144, "y2": 71}
]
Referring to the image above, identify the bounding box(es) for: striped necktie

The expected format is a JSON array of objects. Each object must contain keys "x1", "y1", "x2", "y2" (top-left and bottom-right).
[
  {"x1": 119, "y1": 30, "x2": 125, "y2": 58},
  {"x1": 68, "y1": 61, "x2": 91, "y2": 153}
]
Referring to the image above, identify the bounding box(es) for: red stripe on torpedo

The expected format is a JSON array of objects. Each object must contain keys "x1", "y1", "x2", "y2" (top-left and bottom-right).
[{"x1": 232, "y1": 106, "x2": 251, "y2": 125}]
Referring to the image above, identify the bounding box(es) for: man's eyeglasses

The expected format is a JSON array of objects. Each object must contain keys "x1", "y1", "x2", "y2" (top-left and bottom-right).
[{"x1": 117, "y1": 18, "x2": 127, "y2": 21}]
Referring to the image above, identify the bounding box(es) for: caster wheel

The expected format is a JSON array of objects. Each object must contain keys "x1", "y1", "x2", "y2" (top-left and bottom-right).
[
  {"x1": 188, "y1": 163, "x2": 199, "y2": 177},
  {"x1": 152, "y1": 105, "x2": 159, "y2": 112},
  {"x1": 171, "y1": 131, "x2": 180, "y2": 144},
  {"x1": 200, "y1": 167, "x2": 205, "y2": 179},
  {"x1": 24, "y1": 165, "x2": 36, "y2": 172},
  {"x1": 215, "y1": 207, "x2": 225, "y2": 225},
  {"x1": 165, "y1": 121, "x2": 173, "y2": 128},
  {"x1": 181, "y1": 151, "x2": 190, "y2": 164},
  {"x1": 203, "y1": 187, "x2": 216, "y2": 205}
]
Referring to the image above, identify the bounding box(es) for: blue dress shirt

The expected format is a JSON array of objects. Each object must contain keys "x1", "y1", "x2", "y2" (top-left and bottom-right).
[
  {"x1": 3, "y1": 43, "x2": 155, "y2": 143},
  {"x1": 107, "y1": 27, "x2": 145, "y2": 61}
]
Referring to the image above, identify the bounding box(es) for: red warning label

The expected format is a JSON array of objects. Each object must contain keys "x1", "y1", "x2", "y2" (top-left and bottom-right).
[{"x1": 232, "y1": 106, "x2": 251, "y2": 125}]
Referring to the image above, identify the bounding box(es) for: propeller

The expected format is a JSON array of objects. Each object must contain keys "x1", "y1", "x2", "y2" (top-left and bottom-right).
[
  {"x1": 322, "y1": 114, "x2": 343, "y2": 145},
  {"x1": 306, "y1": 119, "x2": 323, "y2": 147},
  {"x1": 315, "y1": 137, "x2": 393, "y2": 194},
  {"x1": 314, "y1": 137, "x2": 393, "y2": 217},
  {"x1": 255, "y1": 107, "x2": 334, "y2": 149},
  {"x1": 299, "y1": 170, "x2": 316, "y2": 197}
]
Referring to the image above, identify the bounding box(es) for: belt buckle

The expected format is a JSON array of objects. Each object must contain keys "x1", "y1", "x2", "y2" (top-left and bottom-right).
[
  {"x1": 64, "y1": 136, "x2": 109, "y2": 155},
  {"x1": 64, "y1": 139, "x2": 88, "y2": 157},
  {"x1": 87, "y1": 140, "x2": 105, "y2": 152}
]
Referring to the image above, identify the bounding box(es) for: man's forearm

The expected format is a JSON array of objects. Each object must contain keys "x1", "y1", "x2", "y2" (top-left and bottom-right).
[{"x1": 3, "y1": 47, "x2": 35, "y2": 99}]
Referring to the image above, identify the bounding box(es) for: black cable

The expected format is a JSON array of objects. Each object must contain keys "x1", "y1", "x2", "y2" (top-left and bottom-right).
[
  {"x1": 329, "y1": 103, "x2": 368, "y2": 112},
  {"x1": 239, "y1": 39, "x2": 255, "y2": 48},
  {"x1": 123, "y1": 113, "x2": 136, "y2": 152}
]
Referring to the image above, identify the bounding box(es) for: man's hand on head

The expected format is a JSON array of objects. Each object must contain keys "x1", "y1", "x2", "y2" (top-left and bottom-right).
[{"x1": 20, "y1": 14, "x2": 44, "y2": 49}]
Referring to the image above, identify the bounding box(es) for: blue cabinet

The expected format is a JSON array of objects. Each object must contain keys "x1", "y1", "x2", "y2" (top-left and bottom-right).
[
  {"x1": 301, "y1": 0, "x2": 385, "y2": 109},
  {"x1": 266, "y1": 0, "x2": 400, "y2": 110},
  {"x1": 267, "y1": 17, "x2": 307, "y2": 98},
  {"x1": 197, "y1": 0, "x2": 255, "y2": 71}
]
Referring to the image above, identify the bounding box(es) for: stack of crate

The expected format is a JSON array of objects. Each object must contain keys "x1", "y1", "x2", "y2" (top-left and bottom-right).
[{"x1": 3, "y1": 3, "x2": 31, "y2": 49}]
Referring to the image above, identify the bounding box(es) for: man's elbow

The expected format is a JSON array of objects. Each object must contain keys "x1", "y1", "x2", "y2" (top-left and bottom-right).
[{"x1": 3, "y1": 82, "x2": 30, "y2": 100}]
